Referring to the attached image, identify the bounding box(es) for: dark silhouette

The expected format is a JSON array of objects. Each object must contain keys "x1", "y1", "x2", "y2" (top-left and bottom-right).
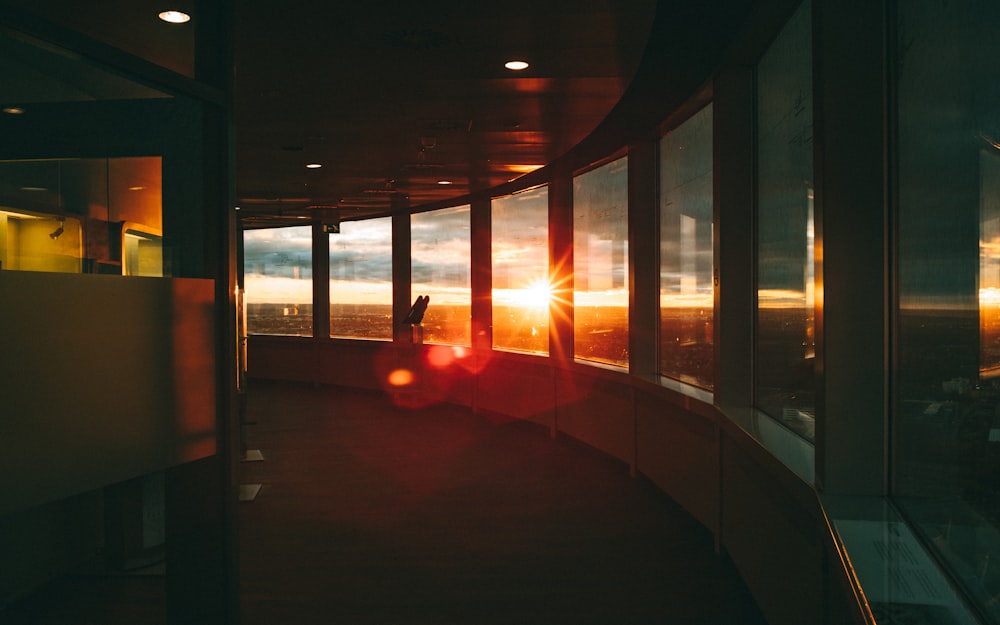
[{"x1": 402, "y1": 295, "x2": 429, "y2": 325}]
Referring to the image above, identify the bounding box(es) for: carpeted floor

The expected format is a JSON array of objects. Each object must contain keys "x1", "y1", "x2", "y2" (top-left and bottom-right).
[{"x1": 239, "y1": 381, "x2": 769, "y2": 625}]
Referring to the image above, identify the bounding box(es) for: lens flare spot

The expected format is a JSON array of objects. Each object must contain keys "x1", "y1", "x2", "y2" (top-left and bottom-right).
[
  {"x1": 426, "y1": 345, "x2": 455, "y2": 369},
  {"x1": 387, "y1": 368, "x2": 414, "y2": 386}
]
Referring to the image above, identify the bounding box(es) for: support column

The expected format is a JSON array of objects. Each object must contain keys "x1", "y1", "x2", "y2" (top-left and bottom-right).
[
  {"x1": 628, "y1": 138, "x2": 659, "y2": 378},
  {"x1": 470, "y1": 196, "x2": 492, "y2": 354},
  {"x1": 392, "y1": 196, "x2": 412, "y2": 346},
  {"x1": 714, "y1": 66, "x2": 755, "y2": 430},
  {"x1": 549, "y1": 166, "x2": 574, "y2": 364},
  {"x1": 814, "y1": 0, "x2": 887, "y2": 494},
  {"x1": 312, "y1": 221, "x2": 330, "y2": 339},
  {"x1": 470, "y1": 196, "x2": 492, "y2": 414}
]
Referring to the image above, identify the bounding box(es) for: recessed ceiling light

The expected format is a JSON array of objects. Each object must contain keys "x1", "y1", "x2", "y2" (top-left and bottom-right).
[
  {"x1": 437, "y1": 180, "x2": 453, "y2": 185},
  {"x1": 306, "y1": 163, "x2": 322, "y2": 169},
  {"x1": 3, "y1": 106, "x2": 25, "y2": 115},
  {"x1": 504, "y1": 60, "x2": 529, "y2": 71},
  {"x1": 158, "y1": 10, "x2": 191, "y2": 24}
]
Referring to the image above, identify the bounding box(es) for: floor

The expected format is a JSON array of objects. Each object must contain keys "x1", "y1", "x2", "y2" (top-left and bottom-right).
[
  {"x1": 238, "y1": 381, "x2": 769, "y2": 624},
  {"x1": 1, "y1": 381, "x2": 770, "y2": 624}
]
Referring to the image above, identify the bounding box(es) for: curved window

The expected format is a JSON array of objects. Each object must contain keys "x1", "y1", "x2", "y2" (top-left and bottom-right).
[
  {"x1": 574, "y1": 157, "x2": 629, "y2": 367},
  {"x1": 492, "y1": 187, "x2": 549, "y2": 354},
  {"x1": 894, "y1": 1, "x2": 1000, "y2": 621},
  {"x1": 330, "y1": 217, "x2": 392, "y2": 340},
  {"x1": 243, "y1": 225, "x2": 313, "y2": 336},
  {"x1": 659, "y1": 104, "x2": 714, "y2": 389},
  {"x1": 754, "y1": 0, "x2": 815, "y2": 443},
  {"x1": 411, "y1": 206, "x2": 471, "y2": 346}
]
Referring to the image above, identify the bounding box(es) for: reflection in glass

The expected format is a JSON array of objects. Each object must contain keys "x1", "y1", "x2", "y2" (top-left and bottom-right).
[
  {"x1": 243, "y1": 226, "x2": 313, "y2": 336},
  {"x1": 492, "y1": 187, "x2": 549, "y2": 354},
  {"x1": 982, "y1": 151, "x2": 1000, "y2": 377},
  {"x1": 0, "y1": 157, "x2": 164, "y2": 275},
  {"x1": 411, "y1": 206, "x2": 471, "y2": 346},
  {"x1": 574, "y1": 157, "x2": 629, "y2": 367},
  {"x1": 0, "y1": 209, "x2": 81, "y2": 273},
  {"x1": 894, "y1": 2, "x2": 1000, "y2": 621},
  {"x1": 123, "y1": 227, "x2": 163, "y2": 277},
  {"x1": 329, "y1": 217, "x2": 393, "y2": 340},
  {"x1": 755, "y1": 1, "x2": 815, "y2": 441},
  {"x1": 660, "y1": 104, "x2": 714, "y2": 389}
]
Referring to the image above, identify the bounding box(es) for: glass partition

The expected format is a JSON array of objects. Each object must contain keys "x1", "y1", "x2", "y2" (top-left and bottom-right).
[
  {"x1": 411, "y1": 205, "x2": 471, "y2": 346},
  {"x1": 0, "y1": 26, "x2": 208, "y2": 279},
  {"x1": 755, "y1": 0, "x2": 816, "y2": 442},
  {"x1": 243, "y1": 226, "x2": 313, "y2": 336},
  {"x1": 329, "y1": 217, "x2": 393, "y2": 340},
  {"x1": 659, "y1": 104, "x2": 714, "y2": 389},
  {"x1": 574, "y1": 157, "x2": 629, "y2": 367},
  {"x1": 0, "y1": 12, "x2": 225, "y2": 624},
  {"x1": 0, "y1": 157, "x2": 164, "y2": 276},
  {"x1": 894, "y1": 1, "x2": 1000, "y2": 621},
  {"x1": 492, "y1": 187, "x2": 550, "y2": 354}
]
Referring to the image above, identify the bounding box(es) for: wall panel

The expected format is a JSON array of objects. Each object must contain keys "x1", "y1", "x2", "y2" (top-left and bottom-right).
[
  {"x1": 554, "y1": 368, "x2": 634, "y2": 466},
  {"x1": 636, "y1": 390, "x2": 719, "y2": 532},
  {"x1": 246, "y1": 336, "x2": 316, "y2": 383},
  {"x1": 0, "y1": 271, "x2": 217, "y2": 516},
  {"x1": 721, "y1": 433, "x2": 825, "y2": 625},
  {"x1": 475, "y1": 355, "x2": 555, "y2": 429},
  {"x1": 318, "y1": 340, "x2": 386, "y2": 392}
]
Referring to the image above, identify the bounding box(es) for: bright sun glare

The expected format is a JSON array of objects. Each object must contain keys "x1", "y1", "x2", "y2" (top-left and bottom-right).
[{"x1": 504, "y1": 278, "x2": 553, "y2": 309}]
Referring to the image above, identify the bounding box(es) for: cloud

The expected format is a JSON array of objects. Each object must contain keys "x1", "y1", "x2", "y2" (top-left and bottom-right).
[
  {"x1": 411, "y1": 206, "x2": 470, "y2": 288},
  {"x1": 330, "y1": 218, "x2": 393, "y2": 282},
  {"x1": 243, "y1": 225, "x2": 312, "y2": 278}
]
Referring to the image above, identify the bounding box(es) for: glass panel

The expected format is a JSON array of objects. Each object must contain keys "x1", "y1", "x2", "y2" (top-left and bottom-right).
[
  {"x1": 0, "y1": 29, "x2": 206, "y2": 279},
  {"x1": 894, "y1": 1, "x2": 1000, "y2": 622},
  {"x1": 492, "y1": 187, "x2": 549, "y2": 354},
  {"x1": 411, "y1": 206, "x2": 471, "y2": 346},
  {"x1": 0, "y1": 157, "x2": 164, "y2": 276},
  {"x1": 113, "y1": 157, "x2": 164, "y2": 277},
  {"x1": 659, "y1": 104, "x2": 714, "y2": 389},
  {"x1": 329, "y1": 217, "x2": 393, "y2": 340},
  {"x1": 755, "y1": 1, "x2": 816, "y2": 442},
  {"x1": 243, "y1": 226, "x2": 313, "y2": 336},
  {"x1": 574, "y1": 157, "x2": 629, "y2": 367}
]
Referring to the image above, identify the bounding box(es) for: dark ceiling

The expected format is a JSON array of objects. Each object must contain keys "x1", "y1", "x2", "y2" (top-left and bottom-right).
[
  {"x1": 1, "y1": 0, "x2": 762, "y2": 226},
  {"x1": 232, "y1": 0, "x2": 657, "y2": 226}
]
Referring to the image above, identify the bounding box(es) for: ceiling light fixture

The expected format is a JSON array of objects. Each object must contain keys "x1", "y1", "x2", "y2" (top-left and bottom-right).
[
  {"x1": 158, "y1": 10, "x2": 191, "y2": 24},
  {"x1": 3, "y1": 106, "x2": 24, "y2": 115},
  {"x1": 305, "y1": 163, "x2": 322, "y2": 169},
  {"x1": 437, "y1": 180, "x2": 453, "y2": 185},
  {"x1": 504, "y1": 60, "x2": 529, "y2": 71}
]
